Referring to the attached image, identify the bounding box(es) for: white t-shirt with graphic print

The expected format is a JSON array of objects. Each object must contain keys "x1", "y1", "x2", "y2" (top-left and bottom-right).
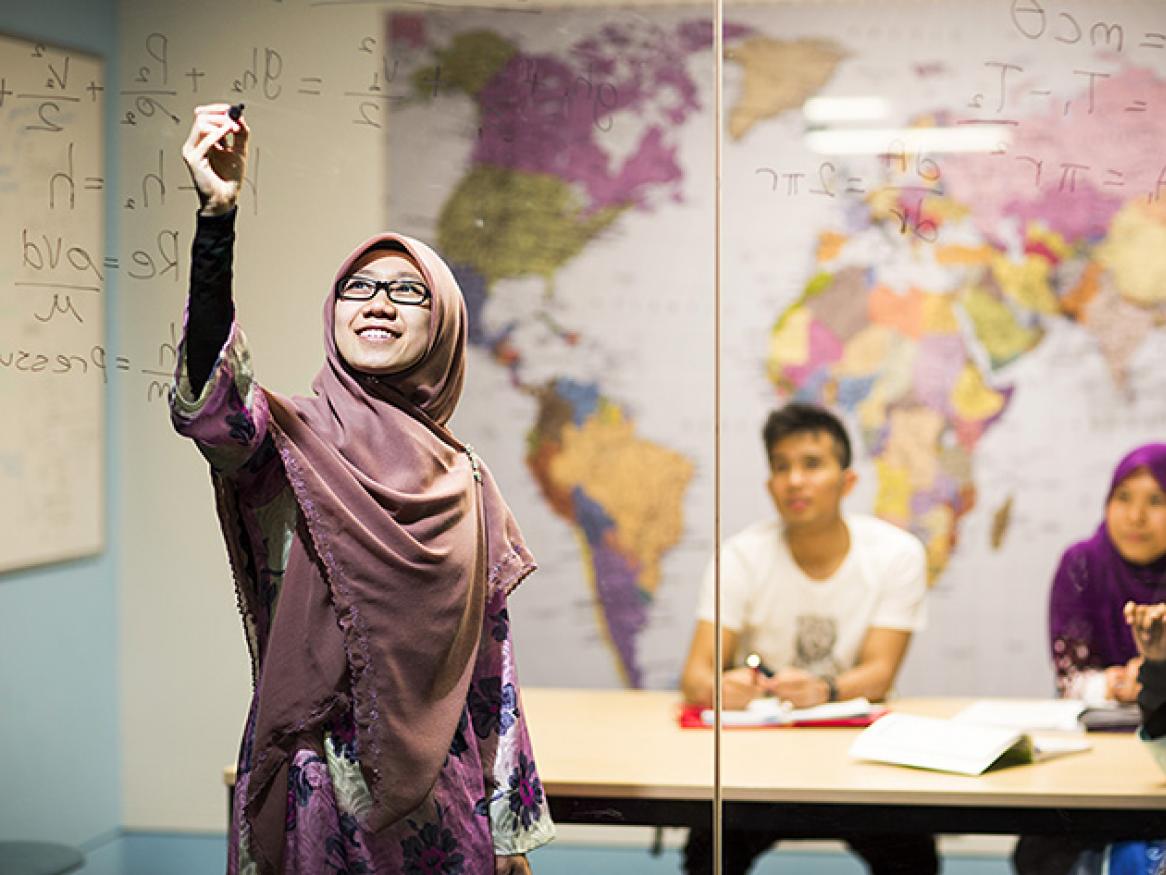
[{"x1": 696, "y1": 514, "x2": 927, "y2": 676}]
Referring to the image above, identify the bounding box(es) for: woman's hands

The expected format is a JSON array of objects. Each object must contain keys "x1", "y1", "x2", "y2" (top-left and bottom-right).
[
  {"x1": 1105, "y1": 657, "x2": 1143, "y2": 703},
  {"x1": 181, "y1": 104, "x2": 249, "y2": 216},
  {"x1": 1126, "y1": 601, "x2": 1166, "y2": 662},
  {"x1": 1103, "y1": 601, "x2": 1166, "y2": 702}
]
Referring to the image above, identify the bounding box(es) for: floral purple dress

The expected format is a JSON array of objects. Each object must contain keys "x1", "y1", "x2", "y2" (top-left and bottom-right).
[{"x1": 171, "y1": 325, "x2": 555, "y2": 873}]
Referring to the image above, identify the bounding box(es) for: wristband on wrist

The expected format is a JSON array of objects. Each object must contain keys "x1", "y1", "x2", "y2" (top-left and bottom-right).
[{"x1": 820, "y1": 674, "x2": 838, "y2": 703}]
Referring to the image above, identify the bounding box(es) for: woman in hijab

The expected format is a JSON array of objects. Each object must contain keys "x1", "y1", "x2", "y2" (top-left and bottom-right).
[
  {"x1": 172, "y1": 104, "x2": 554, "y2": 874},
  {"x1": 1049, "y1": 444, "x2": 1166, "y2": 704},
  {"x1": 1014, "y1": 446, "x2": 1166, "y2": 875}
]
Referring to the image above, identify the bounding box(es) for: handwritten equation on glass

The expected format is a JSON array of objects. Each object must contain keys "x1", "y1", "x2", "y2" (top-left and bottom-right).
[{"x1": 0, "y1": 32, "x2": 105, "y2": 570}]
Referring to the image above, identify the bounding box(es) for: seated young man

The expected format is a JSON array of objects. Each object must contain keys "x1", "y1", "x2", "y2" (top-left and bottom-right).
[{"x1": 679, "y1": 402, "x2": 935, "y2": 875}]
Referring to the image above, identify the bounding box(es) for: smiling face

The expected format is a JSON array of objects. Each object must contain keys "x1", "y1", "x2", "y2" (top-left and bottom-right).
[
  {"x1": 1105, "y1": 467, "x2": 1166, "y2": 566},
  {"x1": 332, "y1": 249, "x2": 432, "y2": 376},
  {"x1": 766, "y1": 430, "x2": 856, "y2": 533}
]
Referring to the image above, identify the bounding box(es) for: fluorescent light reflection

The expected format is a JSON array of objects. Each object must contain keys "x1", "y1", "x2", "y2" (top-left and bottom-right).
[
  {"x1": 804, "y1": 125, "x2": 1014, "y2": 155},
  {"x1": 803, "y1": 96, "x2": 891, "y2": 124}
]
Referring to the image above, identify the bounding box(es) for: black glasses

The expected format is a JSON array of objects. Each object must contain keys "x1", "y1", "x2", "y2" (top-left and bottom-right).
[{"x1": 336, "y1": 275, "x2": 431, "y2": 305}]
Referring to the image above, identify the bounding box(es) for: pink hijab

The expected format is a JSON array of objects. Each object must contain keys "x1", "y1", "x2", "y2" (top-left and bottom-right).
[{"x1": 223, "y1": 233, "x2": 534, "y2": 873}]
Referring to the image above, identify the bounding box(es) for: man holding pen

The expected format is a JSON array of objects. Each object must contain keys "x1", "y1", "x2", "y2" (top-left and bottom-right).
[{"x1": 679, "y1": 402, "x2": 935, "y2": 874}]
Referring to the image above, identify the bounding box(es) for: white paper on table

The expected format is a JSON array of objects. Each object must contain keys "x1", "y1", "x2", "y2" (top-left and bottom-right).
[
  {"x1": 848, "y1": 712, "x2": 1090, "y2": 775},
  {"x1": 952, "y1": 699, "x2": 1086, "y2": 733},
  {"x1": 788, "y1": 698, "x2": 874, "y2": 722},
  {"x1": 700, "y1": 697, "x2": 874, "y2": 727},
  {"x1": 1030, "y1": 734, "x2": 1093, "y2": 758}
]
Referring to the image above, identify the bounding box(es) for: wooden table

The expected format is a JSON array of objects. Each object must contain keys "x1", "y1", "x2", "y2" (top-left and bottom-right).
[
  {"x1": 225, "y1": 689, "x2": 1166, "y2": 839},
  {"x1": 523, "y1": 689, "x2": 1166, "y2": 839}
]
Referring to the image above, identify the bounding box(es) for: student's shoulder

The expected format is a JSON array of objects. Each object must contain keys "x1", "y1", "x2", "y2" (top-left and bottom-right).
[
  {"x1": 1049, "y1": 537, "x2": 1099, "y2": 589},
  {"x1": 729, "y1": 517, "x2": 781, "y2": 541},
  {"x1": 848, "y1": 514, "x2": 925, "y2": 561},
  {"x1": 1058, "y1": 537, "x2": 1093, "y2": 564},
  {"x1": 724, "y1": 518, "x2": 783, "y2": 555}
]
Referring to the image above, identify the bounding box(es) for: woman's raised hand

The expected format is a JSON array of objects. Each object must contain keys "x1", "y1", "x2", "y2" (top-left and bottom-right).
[
  {"x1": 1126, "y1": 601, "x2": 1166, "y2": 663},
  {"x1": 181, "y1": 104, "x2": 249, "y2": 216}
]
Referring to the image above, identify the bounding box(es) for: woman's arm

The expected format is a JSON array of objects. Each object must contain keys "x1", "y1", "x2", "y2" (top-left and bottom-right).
[
  {"x1": 185, "y1": 209, "x2": 236, "y2": 396},
  {"x1": 170, "y1": 106, "x2": 269, "y2": 474},
  {"x1": 181, "y1": 103, "x2": 247, "y2": 393},
  {"x1": 1049, "y1": 548, "x2": 1141, "y2": 702},
  {"x1": 1123, "y1": 602, "x2": 1166, "y2": 777},
  {"x1": 1050, "y1": 547, "x2": 1105, "y2": 695},
  {"x1": 1127, "y1": 602, "x2": 1166, "y2": 738}
]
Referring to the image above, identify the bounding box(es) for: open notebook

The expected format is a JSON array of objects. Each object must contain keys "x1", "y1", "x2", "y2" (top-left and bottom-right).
[{"x1": 849, "y1": 712, "x2": 1091, "y2": 775}]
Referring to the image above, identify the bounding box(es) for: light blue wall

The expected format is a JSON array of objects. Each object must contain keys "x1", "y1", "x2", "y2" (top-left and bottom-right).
[{"x1": 0, "y1": 0, "x2": 121, "y2": 855}]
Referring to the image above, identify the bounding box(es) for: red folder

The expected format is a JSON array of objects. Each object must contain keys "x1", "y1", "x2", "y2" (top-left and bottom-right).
[{"x1": 677, "y1": 704, "x2": 889, "y2": 729}]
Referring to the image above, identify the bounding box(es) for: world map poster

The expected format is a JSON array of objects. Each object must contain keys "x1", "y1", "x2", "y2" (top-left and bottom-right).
[{"x1": 387, "y1": 1, "x2": 1166, "y2": 696}]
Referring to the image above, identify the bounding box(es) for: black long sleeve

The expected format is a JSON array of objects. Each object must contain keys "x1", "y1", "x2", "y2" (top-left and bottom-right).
[
  {"x1": 185, "y1": 208, "x2": 237, "y2": 397},
  {"x1": 1137, "y1": 658, "x2": 1166, "y2": 739}
]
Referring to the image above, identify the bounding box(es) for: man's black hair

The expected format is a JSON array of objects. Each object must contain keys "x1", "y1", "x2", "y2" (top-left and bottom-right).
[{"x1": 762, "y1": 402, "x2": 852, "y2": 469}]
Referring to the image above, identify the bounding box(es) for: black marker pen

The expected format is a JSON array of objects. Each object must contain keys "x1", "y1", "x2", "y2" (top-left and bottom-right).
[
  {"x1": 228, "y1": 102, "x2": 245, "y2": 121},
  {"x1": 745, "y1": 652, "x2": 775, "y2": 679}
]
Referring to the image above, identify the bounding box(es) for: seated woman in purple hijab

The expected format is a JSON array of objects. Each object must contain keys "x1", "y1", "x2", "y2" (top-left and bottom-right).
[
  {"x1": 1014, "y1": 445, "x2": 1166, "y2": 875},
  {"x1": 170, "y1": 104, "x2": 554, "y2": 875},
  {"x1": 1049, "y1": 444, "x2": 1166, "y2": 705}
]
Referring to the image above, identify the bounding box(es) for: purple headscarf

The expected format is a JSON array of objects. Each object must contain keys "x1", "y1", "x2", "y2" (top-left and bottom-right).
[{"x1": 1050, "y1": 444, "x2": 1166, "y2": 685}]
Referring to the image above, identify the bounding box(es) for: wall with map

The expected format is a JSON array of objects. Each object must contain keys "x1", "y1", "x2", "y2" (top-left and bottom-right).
[
  {"x1": 106, "y1": 0, "x2": 1166, "y2": 829},
  {"x1": 388, "y1": 0, "x2": 1166, "y2": 702}
]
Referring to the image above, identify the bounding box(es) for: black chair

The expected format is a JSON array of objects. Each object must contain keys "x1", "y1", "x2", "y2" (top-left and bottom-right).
[{"x1": 0, "y1": 842, "x2": 85, "y2": 875}]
